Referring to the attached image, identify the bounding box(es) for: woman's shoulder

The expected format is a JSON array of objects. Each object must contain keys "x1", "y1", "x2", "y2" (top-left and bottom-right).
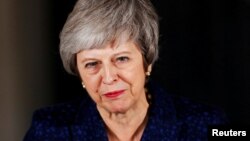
[
  {"x1": 146, "y1": 81, "x2": 228, "y2": 140},
  {"x1": 30, "y1": 99, "x2": 82, "y2": 126},
  {"x1": 144, "y1": 81, "x2": 228, "y2": 140},
  {"x1": 148, "y1": 81, "x2": 228, "y2": 124},
  {"x1": 24, "y1": 97, "x2": 87, "y2": 141},
  {"x1": 171, "y1": 95, "x2": 228, "y2": 124}
]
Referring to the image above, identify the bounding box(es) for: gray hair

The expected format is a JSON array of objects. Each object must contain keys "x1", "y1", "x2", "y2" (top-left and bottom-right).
[{"x1": 60, "y1": 0, "x2": 159, "y2": 75}]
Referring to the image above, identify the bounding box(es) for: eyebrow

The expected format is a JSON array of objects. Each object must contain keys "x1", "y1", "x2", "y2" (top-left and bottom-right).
[
  {"x1": 113, "y1": 51, "x2": 131, "y2": 56},
  {"x1": 79, "y1": 50, "x2": 132, "y2": 63},
  {"x1": 79, "y1": 58, "x2": 98, "y2": 65}
]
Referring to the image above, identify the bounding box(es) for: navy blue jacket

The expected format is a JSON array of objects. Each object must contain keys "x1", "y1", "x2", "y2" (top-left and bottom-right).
[{"x1": 24, "y1": 83, "x2": 227, "y2": 141}]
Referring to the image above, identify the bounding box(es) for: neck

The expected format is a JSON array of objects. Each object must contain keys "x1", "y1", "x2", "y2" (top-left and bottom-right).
[{"x1": 97, "y1": 98, "x2": 149, "y2": 141}]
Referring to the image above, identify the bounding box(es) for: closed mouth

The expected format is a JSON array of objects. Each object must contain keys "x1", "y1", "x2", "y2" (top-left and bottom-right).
[{"x1": 103, "y1": 90, "x2": 125, "y2": 98}]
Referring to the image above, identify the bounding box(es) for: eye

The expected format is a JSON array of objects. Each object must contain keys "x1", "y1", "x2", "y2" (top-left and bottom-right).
[
  {"x1": 116, "y1": 56, "x2": 129, "y2": 63},
  {"x1": 85, "y1": 61, "x2": 99, "y2": 68}
]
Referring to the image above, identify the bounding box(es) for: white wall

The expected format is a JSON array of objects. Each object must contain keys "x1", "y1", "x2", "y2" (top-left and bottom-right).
[{"x1": 0, "y1": 0, "x2": 53, "y2": 140}]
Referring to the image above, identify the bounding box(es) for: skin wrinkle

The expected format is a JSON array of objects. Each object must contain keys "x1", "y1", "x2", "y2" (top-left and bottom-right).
[{"x1": 76, "y1": 40, "x2": 150, "y2": 140}]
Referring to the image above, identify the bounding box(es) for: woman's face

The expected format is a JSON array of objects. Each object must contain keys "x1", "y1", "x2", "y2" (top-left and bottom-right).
[{"x1": 76, "y1": 40, "x2": 148, "y2": 113}]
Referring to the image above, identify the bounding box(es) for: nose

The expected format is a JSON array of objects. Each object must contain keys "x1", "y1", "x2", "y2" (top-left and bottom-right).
[{"x1": 101, "y1": 63, "x2": 118, "y2": 85}]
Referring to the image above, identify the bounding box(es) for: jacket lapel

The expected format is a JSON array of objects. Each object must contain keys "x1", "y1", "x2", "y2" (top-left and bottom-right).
[
  {"x1": 141, "y1": 82, "x2": 181, "y2": 141},
  {"x1": 70, "y1": 96, "x2": 108, "y2": 141}
]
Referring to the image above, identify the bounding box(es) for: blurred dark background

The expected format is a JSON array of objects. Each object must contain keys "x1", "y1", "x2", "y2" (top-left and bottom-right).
[{"x1": 0, "y1": 0, "x2": 249, "y2": 140}]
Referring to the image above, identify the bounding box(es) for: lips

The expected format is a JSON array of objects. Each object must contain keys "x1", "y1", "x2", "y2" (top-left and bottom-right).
[{"x1": 103, "y1": 90, "x2": 125, "y2": 99}]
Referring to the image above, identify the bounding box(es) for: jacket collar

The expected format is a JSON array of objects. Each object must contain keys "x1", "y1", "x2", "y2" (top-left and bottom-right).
[
  {"x1": 141, "y1": 82, "x2": 180, "y2": 141},
  {"x1": 71, "y1": 95, "x2": 108, "y2": 140}
]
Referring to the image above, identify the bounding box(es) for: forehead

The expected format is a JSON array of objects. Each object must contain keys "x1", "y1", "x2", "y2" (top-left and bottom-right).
[
  {"x1": 77, "y1": 31, "x2": 134, "y2": 50},
  {"x1": 77, "y1": 40, "x2": 141, "y2": 58}
]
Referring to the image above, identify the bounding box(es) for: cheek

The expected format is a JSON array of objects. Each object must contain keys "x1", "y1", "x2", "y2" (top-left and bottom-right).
[
  {"x1": 129, "y1": 60, "x2": 145, "y2": 79},
  {"x1": 87, "y1": 77, "x2": 100, "y2": 91},
  {"x1": 81, "y1": 75, "x2": 102, "y2": 100},
  {"x1": 120, "y1": 61, "x2": 146, "y2": 89}
]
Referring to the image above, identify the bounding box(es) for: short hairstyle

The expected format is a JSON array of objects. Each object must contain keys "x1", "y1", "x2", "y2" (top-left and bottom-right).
[{"x1": 60, "y1": 0, "x2": 159, "y2": 75}]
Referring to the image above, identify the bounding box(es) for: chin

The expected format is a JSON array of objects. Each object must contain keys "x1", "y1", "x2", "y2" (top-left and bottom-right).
[
  {"x1": 106, "y1": 101, "x2": 132, "y2": 113},
  {"x1": 110, "y1": 106, "x2": 129, "y2": 113}
]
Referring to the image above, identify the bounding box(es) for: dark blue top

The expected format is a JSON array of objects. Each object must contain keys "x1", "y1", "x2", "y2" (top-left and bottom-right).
[{"x1": 24, "y1": 82, "x2": 227, "y2": 141}]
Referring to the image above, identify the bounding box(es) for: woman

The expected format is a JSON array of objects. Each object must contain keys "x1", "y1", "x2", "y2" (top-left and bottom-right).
[{"x1": 24, "y1": 0, "x2": 227, "y2": 140}]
